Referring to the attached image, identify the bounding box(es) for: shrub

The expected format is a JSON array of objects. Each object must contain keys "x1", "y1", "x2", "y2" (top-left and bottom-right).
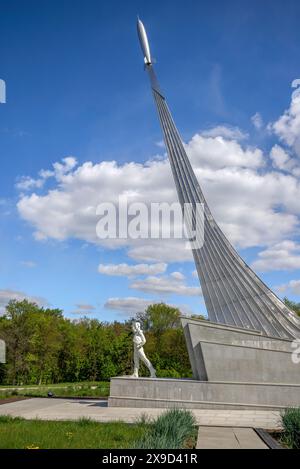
[
  {"x1": 134, "y1": 408, "x2": 196, "y2": 449},
  {"x1": 156, "y1": 368, "x2": 181, "y2": 379},
  {"x1": 281, "y1": 407, "x2": 300, "y2": 449}
]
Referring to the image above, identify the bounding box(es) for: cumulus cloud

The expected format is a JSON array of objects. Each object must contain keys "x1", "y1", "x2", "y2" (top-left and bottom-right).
[
  {"x1": 0, "y1": 289, "x2": 47, "y2": 315},
  {"x1": 186, "y1": 133, "x2": 263, "y2": 169},
  {"x1": 170, "y1": 271, "x2": 185, "y2": 280},
  {"x1": 270, "y1": 144, "x2": 300, "y2": 177},
  {"x1": 104, "y1": 297, "x2": 153, "y2": 315},
  {"x1": 16, "y1": 86, "x2": 300, "y2": 267},
  {"x1": 104, "y1": 296, "x2": 199, "y2": 317},
  {"x1": 270, "y1": 145, "x2": 293, "y2": 171},
  {"x1": 200, "y1": 125, "x2": 248, "y2": 141},
  {"x1": 16, "y1": 176, "x2": 45, "y2": 191},
  {"x1": 71, "y1": 304, "x2": 96, "y2": 315},
  {"x1": 98, "y1": 262, "x2": 167, "y2": 277},
  {"x1": 275, "y1": 279, "x2": 300, "y2": 296},
  {"x1": 17, "y1": 131, "x2": 300, "y2": 263},
  {"x1": 127, "y1": 240, "x2": 193, "y2": 263},
  {"x1": 251, "y1": 112, "x2": 263, "y2": 130},
  {"x1": 251, "y1": 240, "x2": 300, "y2": 272},
  {"x1": 16, "y1": 156, "x2": 77, "y2": 192},
  {"x1": 270, "y1": 79, "x2": 300, "y2": 156},
  {"x1": 130, "y1": 274, "x2": 202, "y2": 297}
]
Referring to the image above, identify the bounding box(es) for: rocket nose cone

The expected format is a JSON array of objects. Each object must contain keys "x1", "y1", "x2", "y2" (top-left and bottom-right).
[
  {"x1": 136, "y1": 17, "x2": 152, "y2": 65},
  {"x1": 136, "y1": 17, "x2": 144, "y2": 37}
]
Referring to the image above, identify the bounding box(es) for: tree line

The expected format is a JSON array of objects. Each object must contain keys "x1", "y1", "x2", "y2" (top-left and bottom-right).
[
  {"x1": 0, "y1": 300, "x2": 196, "y2": 385},
  {"x1": 0, "y1": 297, "x2": 299, "y2": 386}
]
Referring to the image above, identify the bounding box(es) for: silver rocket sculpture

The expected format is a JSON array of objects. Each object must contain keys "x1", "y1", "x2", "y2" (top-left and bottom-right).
[
  {"x1": 137, "y1": 17, "x2": 152, "y2": 65},
  {"x1": 136, "y1": 18, "x2": 300, "y2": 339}
]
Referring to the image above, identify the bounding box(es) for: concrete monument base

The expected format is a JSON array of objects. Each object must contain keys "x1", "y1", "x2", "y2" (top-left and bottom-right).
[
  {"x1": 108, "y1": 376, "x2": 300, "y2": 410},
  {"x1": 108, "y1": 318, "x2": 300, "y2": 410},
  {"x1": 181, "y1": 317, "x2": 299, "y2": 384}
]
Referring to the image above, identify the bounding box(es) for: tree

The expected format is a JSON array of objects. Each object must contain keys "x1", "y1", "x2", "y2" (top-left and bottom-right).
[
  {"x1": 135, "y1": 303, "x2": 181, "y2": 336},
  {"x1": 1, "y1": 300, "x2": 64, "y2": 385},
  {"x1": 283, "y1": 298, "x2": 300, "y2": 317}
]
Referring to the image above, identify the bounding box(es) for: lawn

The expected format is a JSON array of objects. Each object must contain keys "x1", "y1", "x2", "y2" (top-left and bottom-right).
[
  {"x1": 0, "y1": 381, "x2": 110, "y2": 399},
  {"x1": 0, "y1": 416, "x2": 147, "y2": 449}
]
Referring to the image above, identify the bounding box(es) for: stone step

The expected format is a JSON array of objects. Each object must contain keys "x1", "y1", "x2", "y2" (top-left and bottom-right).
[{"x1": 196, "y1": 426, "x2": 269, "y2": 449}]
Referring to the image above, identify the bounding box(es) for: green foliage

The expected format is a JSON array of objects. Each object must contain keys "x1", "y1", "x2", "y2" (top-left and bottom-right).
[
  {"x1": 0, "y1": 300, "x2": 133, "y2": 385},
  {"x1": 0, "y1": 300, "x2": 196, "y2": 385},
  {"x1": 134, "y1": 409, "x2": 197, "y2": 449},
  {"x1": 0, "y1": 416, "x2": 148, "y2": 449},
  {"x1": 283, "y1": 298, "x2": 300, "y2": 317},
  {"x1": 136, "y1": 303, "x2": 181, "y2": 335},
  {"x1": 281, "y1": 407, "x2": 300, "y2": 449}
]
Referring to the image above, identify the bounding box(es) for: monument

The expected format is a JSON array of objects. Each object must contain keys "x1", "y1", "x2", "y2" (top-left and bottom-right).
[{"x1": 108, "y1": 19, "x2": 300, "y2": 410}]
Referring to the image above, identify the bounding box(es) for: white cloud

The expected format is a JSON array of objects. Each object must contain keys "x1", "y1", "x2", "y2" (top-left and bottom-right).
[
  {"x1": 127, "y1": 239, "x2": 193, "y2": 263},
  {"x1": 251, "y1": 240, "x2": 300, "y2": 272},
  {"x1": 130, "y1": 274, "x2": 202, "y2": 297},
  {"x1": 104, "y1": 296, "x2": 153, "y2": 315},
  {"x1": 186, "y1": 133, "x2": 263, "y2": 169},
  {"x1": 16, "y1": 176, "x2": 45, "y2": 191},
  {"x1": 270, "y1": 144, "x2": 300, "y2": 177},
  {"x1": 98, "y1": 262, "x2": 167, "y2": 277},
  {"x1": 251, "y1": 112, "x2": 263, "y2": 130},
  {"x1": 271, "y1": 79, "x2": 300, "y2": 156},
  {"x1": 71, "y1": 303, "x2": 96, "y2": 315},
  {"x1": 170, "y1": 271, "x2": 185, "y2": 280},
  {"x1": 270, "y1": 144, "x2": 293, "y2": 171},
  {"x1": 274, "y1": 279, "x2": 300, "y2": 296},
  {"x1": 192, "y1": 269, "x2": 198, "y2": 278},
  {"x1": 16, "y1": 111, "x2": 300, "y2": 264},
  {"x1": 104, "y1": 296, "x2": 200, "y2": 317},
  {"x1": 16, "y1": 156, "x2": 77, "y2": 192},
  {"x1": 201, "y1": 125, "x2": 248, "y2": 141},
  {"x1": 0, "y1": 289, "x2": 47, "y2": 315}
]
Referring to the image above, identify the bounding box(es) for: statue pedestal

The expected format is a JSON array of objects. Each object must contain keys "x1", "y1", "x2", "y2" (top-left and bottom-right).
[
  {"x1": 108, "y1": 318, "x2": 300, "y2": 410},
  {"x1": 108, "y1": 376, "x2": 300, "y2": 410}
]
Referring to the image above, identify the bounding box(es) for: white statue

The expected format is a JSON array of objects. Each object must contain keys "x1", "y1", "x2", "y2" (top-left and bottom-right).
[{"x1": 131, "y1": 321, "x2": 156, "y2": 378}]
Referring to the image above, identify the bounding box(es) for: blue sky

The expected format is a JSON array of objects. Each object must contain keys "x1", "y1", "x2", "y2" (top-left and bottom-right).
[{"x1": 1, "y1": 0, "x2": 300, "y2": 320}]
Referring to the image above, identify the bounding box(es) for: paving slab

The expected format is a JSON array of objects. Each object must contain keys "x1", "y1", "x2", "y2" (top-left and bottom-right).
[
  {"x1": 196, "y1": 426, "x2": 268, "y2": 449},
  {"x1": 0, "y1": 398, "x2": 282, "y2": 430}
]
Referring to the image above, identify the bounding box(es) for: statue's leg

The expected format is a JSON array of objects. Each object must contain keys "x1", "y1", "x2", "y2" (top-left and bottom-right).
[
  {"x1": 132, "y1": 347, "x2": 139, "y2": 377},
  {"x1": 139, "y1": 348, "x2": 156, "y2": 378}
]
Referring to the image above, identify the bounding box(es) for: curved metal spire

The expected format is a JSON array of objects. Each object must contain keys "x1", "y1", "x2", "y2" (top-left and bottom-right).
[{"x1": 137, "y1": 18, "x2": 300, "y2": 339}]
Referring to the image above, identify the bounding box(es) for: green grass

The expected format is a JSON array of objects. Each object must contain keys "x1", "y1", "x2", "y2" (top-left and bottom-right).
[
  {"x1": 0, "y1": 409, "x2": 198, "y2": 449},
  {"x1": 0, "y1": 381, "x2": 110, "y2": 399},
  {"x1": 134, "y1": 409, "x2": 197, "y2": 449},
  {"x1": 280, "y1": 407, "x2": 300, "y2": 449},
  {"x1": 0, "y1": 416, "x2": 148, "y2": 449}
]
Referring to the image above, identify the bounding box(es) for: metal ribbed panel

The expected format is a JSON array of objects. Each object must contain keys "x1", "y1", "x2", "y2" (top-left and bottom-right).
[{"x1": 146, "y1": 65, "x2": 300, "y2": 340}]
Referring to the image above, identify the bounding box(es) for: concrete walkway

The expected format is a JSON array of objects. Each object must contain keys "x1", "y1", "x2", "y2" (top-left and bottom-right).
[
  {"x1": 196, "y1": 426, "x2": 268, "y2": 449},
  {"x1": 0, "y1": 398, "x2": 281, "y2": 430}
]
